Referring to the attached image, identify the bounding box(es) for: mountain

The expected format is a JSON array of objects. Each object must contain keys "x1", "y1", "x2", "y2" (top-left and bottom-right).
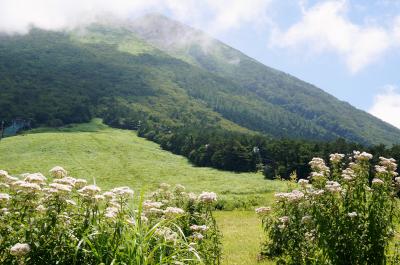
[{"x1": 1, "y1": 14, "x2": 400, "y2": 146}]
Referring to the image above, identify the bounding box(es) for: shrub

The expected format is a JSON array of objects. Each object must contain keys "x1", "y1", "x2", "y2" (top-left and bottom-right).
[
  {"x1": 0, "y1": 167, "x2": 221, "y2": 264},
  {"x1": 257, "y1": 152, "x2": 400, "y2": 265}
]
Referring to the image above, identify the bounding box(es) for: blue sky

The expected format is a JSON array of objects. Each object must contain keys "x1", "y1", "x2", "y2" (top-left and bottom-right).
[{"x1": 1, "y1": 0, "x2": 399, "y2": 128}]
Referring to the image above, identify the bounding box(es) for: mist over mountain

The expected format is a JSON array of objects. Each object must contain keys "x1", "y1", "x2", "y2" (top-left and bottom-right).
[{"x1": 1, "y1": 14, "x2": 400, "y2": 146}]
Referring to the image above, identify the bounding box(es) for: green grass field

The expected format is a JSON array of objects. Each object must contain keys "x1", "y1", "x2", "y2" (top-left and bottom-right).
[{"x1": 0, "y1": 119, "x2": 287, "y2": 264}]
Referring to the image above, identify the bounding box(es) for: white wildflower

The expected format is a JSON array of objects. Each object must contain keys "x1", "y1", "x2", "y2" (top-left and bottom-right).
[
  {"x1": 49, "y1": 166, "x2": 67, "y2": 178},
  {"x1": 298, "y1": 179, "x2": 309, "y2": 187},
  {"x1": 191, "y1": 232, "x2": 204, "y2": 241},
  {"x1": 74, "y1": 178, "x2": 87, "y2": 188},
  {"x1": 255, "y1": 206, "x2": 272, "y2": 216},
  {"x1": 78, "y1": 185, "x2": 101, "y2": 196},
  {"x1": 143, "y1": 200, "x2": 163, "y2": 210},
  {"x1": 372, "y1": 178, "x2": 384, "y2": 185},
  {"x1": 278, "y1": 216, "x2": 289, "y2": 224},
  {"x1": 10, "y1": 243, "x2": 30, "y2": 256},
  {"x1": 54, "y1": 177, "x2": 76, "y2": 187},
  {"x1": 49, "y1": 183, "x2": 72, "y2": 193},
  {"x1": 65, "y1": 199, "x2": 77, "y2": 206},
  {"x1": 105, "y1": 207, "x2": 119, "y2": 219},
  {"x1": 353, "y1": 151, "x2": 373, "y2": 161},
  {"x1": 330, "y1": 153, "x2": 345, "y2": 163},
  {"x1": 36, "y1": 205, "x2": 47, "y2": 212},
  {"x1": 111, "y1": 186, "x2": 134, "y2": 198},
  {"x1": 309, "y1": 157, "x2": 330, "y2": 173},
  {"x1": 159, "y1": 183, "x2": 170, "y2": 191},
  {"x1": 347, "y1": 212, "x2": 358, "y2": 218},
  {"x1": 0, "y1": 193, "x2": 10, "y2": 202},
  {"x1": 24, "y1": 173, "x2": 47, "y2": 185},
  {"x1": 174, "y1": 184, "x2": 185, "y2": 193},
  {"x1": 190, "y1": 225, "x2": 208, "y2": 232},
  {"x1": 15, "y1": 181, "x2": 42, "y2": 192},
  {"x1": 325, "y1": 181, "x2": 342, "y2": 193},
  {"x1": 301, "y1": 215, "x2": 312, "y2": 224},
  {"x1": 164, "y1": 207, "x2": 185, "y2": 217},
  {"x1": 198, "y1": 192, "x2": 217, "y2": 203}
]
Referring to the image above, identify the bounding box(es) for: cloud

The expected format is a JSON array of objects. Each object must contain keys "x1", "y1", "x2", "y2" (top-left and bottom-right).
[
  {"x1": 271, "y1": 0, "x2": 400, "y2": 73},
  {"x1": 369, "y1": 85, "x2": 400, "y2": 129},
  {"x1": 0, "y1": 0, "x2": 271, "y2": 35}
]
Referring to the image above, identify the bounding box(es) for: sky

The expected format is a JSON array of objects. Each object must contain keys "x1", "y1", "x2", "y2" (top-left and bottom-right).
[{"x1": 0, "y1": 0, "x2": 399, "y2": 128}]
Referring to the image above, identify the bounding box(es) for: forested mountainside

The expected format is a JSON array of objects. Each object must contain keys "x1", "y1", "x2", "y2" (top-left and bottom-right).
[{"x1": 1, "y1": 15, "x2": 400, "y2": 177}]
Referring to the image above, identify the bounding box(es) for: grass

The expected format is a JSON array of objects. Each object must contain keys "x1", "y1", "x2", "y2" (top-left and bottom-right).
[
  {"x1": 0, "y1": 119, "x2": 287, "y2": 206},
  {"x1": 215, "y1": 211, "x2": 274, "y2": 265},
  {"x1": 0, "y1": 119, "x2": 288, "y2": 263}
]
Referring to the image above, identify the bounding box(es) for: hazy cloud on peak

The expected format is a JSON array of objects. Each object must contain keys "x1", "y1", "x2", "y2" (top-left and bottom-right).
[{"x1": 0, "y1": 0, "x2": 271, "y2": 34}]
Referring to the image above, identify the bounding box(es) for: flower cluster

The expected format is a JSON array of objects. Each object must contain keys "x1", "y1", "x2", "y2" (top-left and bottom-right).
[
  {"x1": 0, "y1": 167, "x2": 221, "y2": 265},
  {"x1": 258, "y1": 152, "x2": 399, "y2": 265}
]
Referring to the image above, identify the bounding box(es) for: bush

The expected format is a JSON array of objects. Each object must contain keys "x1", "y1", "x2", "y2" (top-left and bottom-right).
[
  {"x1": 257, "y1": 151, "x2": 400, "y2": 265},
  {"x1": 0, "y1": 167, "x2": 221, "y2": 264}
]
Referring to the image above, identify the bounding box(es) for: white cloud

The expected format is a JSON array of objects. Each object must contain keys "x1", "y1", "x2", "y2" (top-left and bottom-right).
[
  {"x1": 0, "y1": 0, "x2": 271, "y2": 35},
  {"x1": 369, "y1": 85, "x2": 400, "y2": 129},
  {"x1": 272, "y1": 0, "x2": 400, "y2": 73}
]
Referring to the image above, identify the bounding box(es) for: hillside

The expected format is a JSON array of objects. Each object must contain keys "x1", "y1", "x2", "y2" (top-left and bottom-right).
[
  {"x1": 0, "y1": 119, "x2": 285, "y2": 208},
  {"x1": 0, "y1": 15, "x2": 399, "y2": 146}
]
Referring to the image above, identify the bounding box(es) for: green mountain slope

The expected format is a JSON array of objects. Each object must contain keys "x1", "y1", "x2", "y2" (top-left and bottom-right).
[
  {"x1": 129, "y1": 14, "x2": 400, "y2": 145},
  {"x1": 0, "y1": 15, "x2": 399, "y2": 146}
]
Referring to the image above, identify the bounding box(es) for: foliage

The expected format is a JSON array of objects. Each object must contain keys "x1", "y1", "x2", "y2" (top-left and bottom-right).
[
  {"x1": 0, "y1": 167, "x2": 221, "y2": 264},
  {"x1": 257, "y1": 152, "x2": 400, "y2": 265}
]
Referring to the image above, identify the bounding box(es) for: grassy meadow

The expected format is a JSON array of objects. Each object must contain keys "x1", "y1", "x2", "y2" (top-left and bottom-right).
[{"x1": 0, "y1": 119, "x2": 288, "y2": 264}]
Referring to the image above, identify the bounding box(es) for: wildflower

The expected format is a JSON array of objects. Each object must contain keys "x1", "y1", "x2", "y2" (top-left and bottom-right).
[
  {"x1": 164, "y1": 207, "x2": 185, "y2": 217},
  {"x1": 275, "y1": 190, "x2": 304, "y2": 202},
  {"x1": 65, "y1": 199, "x2": 77, "y2": 206},
  {"x1": 159, "y1": 183, "x2": 170, "y2": 191},
  {"x1": 309, "y1": 157, "x2": 330, "y2": 174},
  {"x1": 103, "y1": 191, "x2": 115, "y2": 199},
  {"x1": 143, "y1": 200, "x2": 163, "y2": 210},
  {"x1": 36, "y1": 205, "x2": 47, "y2": 212},
  {"x1": 78, "y1": 185, "x2": 101, "y2": 196},
  {"x1": 330, "y1": 153, "x2": 345, "y2": 163},
  {"x1": 279, "y1": 216, "x2": 289, "y2": 224},
  {"x1": 94, "y1": 195, "x2": 104, "y2": 202},
  {"x1": 395, "y1": 177, "x2": 400, "y2": 183},
  {"x1": 353, "y1": 151, "x2": 373, "y2": 161},
  {"x1": 54, "y1": 177, "x2": 77, "y2": 187},
  {"x1": 301, "y1": 215, "x2": 312, "y2": 224},
  {"x1": 111, "y1": 186, "x2": 134, "y2": 199},
  {"x1": 310, "y1": 172, "x2": 325, "y2": 181},
  {"x1": 379, "y1": 157, "x2": 397, "y2": 172},
  {"x1": 146, "y1": 208, "x2": 164, "y2": 216},
  {"x1": 191, "y1": 232, "x2": 204, "y2": 241},
  {"x1": 49, "y1": 166, "x2": 67, "y2": 178},
  {"x1": 10, "y1": 243, "x2": 30, "y2": 256},
  {"x1": 188, "y1": 192, "x2": 197, "y2": 202},
  {"x1": 198, "y1": 192, "x2": 217, "y2": 203},
  {"x1": 49, "y1": 183, "x2": 72, "y2": 193},
  {"x1": 325, "y1": 181, "x2": 342, "y2": 193},
  {"x1": 347, "y1": 212, "x2": 358, "y2": 218},
  {"x1": 24, "y1": 173, "x2": 47, "y2": 185},
  {"x1": 74, "y1": 178, "x2": 87, "y2": 188},
  {"x1": 342, "y1": 168, "x2": 355, "y2": 181},
  {"x1": 255, "y1": 206, "x2": 272, "y2": 216},
  {"x1": 155, "y1": 227, "x2": 178, "y2": 242},
  {"x1": 174, "y1": 184, "x2": 185, "y2": 193},
  {"x1": 372, "y1": 178, "x2": 384, "y2": 185},
  {"x1": 0, "y1": 170, "x2": 8, "y2": 178},
  {"x1": 15, "y1": 181, "x2": 42, "y2": 192},
  {"x1": 298, "y1": 179, "x2": 309, "y2": 187},
  {"x1": 190, "y1": 225, "x2": 208, "y2": 232},
  {"x1": 0, "y1": 193, "x2": 10, "y2": 202},
  {"x1": 105, "y1": 207, "x2": 119, "y2": 219}
]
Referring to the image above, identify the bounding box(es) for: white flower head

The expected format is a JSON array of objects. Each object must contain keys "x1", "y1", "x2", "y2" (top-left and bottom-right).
[
  {"x1": 372, "y1": 178, "x2": 384, "y2": 186},
  {"x1": 198, "y1": 192, "x2": 217, "y2": 203},
  {"x1": 255, "y1": 206, "x2": 272, "y2": 216},
  {"x1": 49, "y1": 166, "x2": 67, "y2": 178},
  {"x1": 347, "y1": 212, "x2": 358, "y2": 218},
  {"x1": 353, "y1": 151, "x2": 373, "y2": 161},
  {"x1": 78, "y1": 185, "x2": 101, "y2": 197},
  {"x1": 24, "y1": 173, "x2": 47, "y2": 185},
  {"x1": 164, "y1": 207, "x2": 185, "y2": 218},
  {"x1": 10, "y1": 243, "x2": 30, "y2": 256},
  {"x1": 111, "y1": 186, "x2": 134, "y2": 199},
  {"x1": 330, "y1": 153, "x2": 345, "y2": 163}
]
